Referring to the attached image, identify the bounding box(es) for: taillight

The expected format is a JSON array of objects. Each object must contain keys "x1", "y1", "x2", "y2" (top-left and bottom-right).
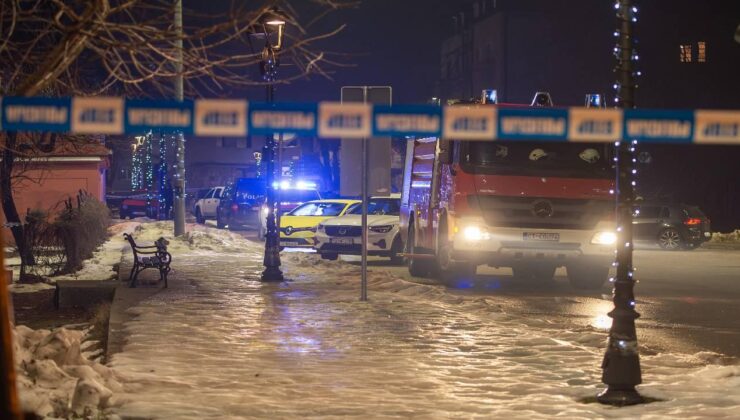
[
  {"x1": 684, "y1": 218, "x2": 701, "y2": 226},
  {"x1": 231, "y1": 204, "x2": 239, "y2": 213}
]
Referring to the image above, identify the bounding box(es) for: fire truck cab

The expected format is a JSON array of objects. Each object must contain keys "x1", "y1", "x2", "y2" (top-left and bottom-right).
[{"x1": 400, "y1": 95, "x2": 617, "y2": 289}]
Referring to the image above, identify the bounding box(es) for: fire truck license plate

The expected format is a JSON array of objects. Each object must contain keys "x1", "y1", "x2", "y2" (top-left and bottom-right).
[{"x1": 523, "y1": 232, "x2": 560, "y2": 242}]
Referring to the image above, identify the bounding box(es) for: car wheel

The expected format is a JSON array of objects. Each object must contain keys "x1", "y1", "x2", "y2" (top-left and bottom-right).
[
  {"x1": 321, "y1": 253, "x2": 338, "y2": 261},
  {"x1": 512, "y1": 264, "x2": 557, "y2": 282},
  {"x1": 216, "y1": 211, "x2": 226, "y2": 229},
  {"x1": 567, "y1": 263, "x2": 609, "y2": 290},
  {"x1": 658, "y1": 228, "x2": 682, "y2": 250},
  {"x1": 195, "y1": 207, "x2": 205, "y2": 224},
  {"x1": 388, "y1": 235, "x2": 404, "y2": 265},
  {"x1": 407, "y1": 224, "x2": 433, "y2": 277}
]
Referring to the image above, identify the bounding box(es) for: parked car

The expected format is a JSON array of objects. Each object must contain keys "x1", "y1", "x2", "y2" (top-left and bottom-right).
[
  {"x1": 193, "y1": 186, "x2": 225, "y2": 224},
  {"x1": 279, "y1": 199, "x2": 359, "y2": 248},
  {"x1": 216, "y1": 178, "x2": 267, "y2": 230},
  {"x1": 314, "y1": 194, "x2": 404, "y2": 264},
  {"x1": 632, "y1": 202, "x2": 711, "y2": 250},
  {"x1": 258, "y1": 183, "x2": 323, "y2": 238},
  {"x1": 120, "y1": 195, "x2": 159, "y2": 219}
]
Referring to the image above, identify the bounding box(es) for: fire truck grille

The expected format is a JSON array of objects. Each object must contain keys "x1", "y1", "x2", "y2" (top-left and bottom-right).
[
  {"x1": 325, "y1": 226, "x2": 363, "y2": 237},
  {"x1": 469, "y1": 195, "x2": 614, "y2": 230}
]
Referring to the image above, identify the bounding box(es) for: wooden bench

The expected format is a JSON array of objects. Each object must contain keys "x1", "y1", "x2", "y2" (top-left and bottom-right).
[{"x1": 123, "y1": 233, "x2": 172, "y2": 288}]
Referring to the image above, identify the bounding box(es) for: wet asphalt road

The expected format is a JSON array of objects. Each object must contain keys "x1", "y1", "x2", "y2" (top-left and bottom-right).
[{"x1": 234, "y1": 225, "x2": 739, "y2": 359}]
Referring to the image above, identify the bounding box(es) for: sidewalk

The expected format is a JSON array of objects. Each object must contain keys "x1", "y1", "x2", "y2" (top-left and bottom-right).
[{"x1": 107, "y1": 223, "x2": 740, "y2": 419}]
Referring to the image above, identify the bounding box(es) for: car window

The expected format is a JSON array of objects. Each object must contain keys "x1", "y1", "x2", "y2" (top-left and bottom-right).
[
  {"x1": 290, "y1": 202, "x2": 348, "y2": 217},
  {"x1": 633, "y1": 206, "x2": 660, "y2": 219},
  {"x1": 684, "y1": 206, "x2": 705, "y2": 218},
  {"x1": 349, "y1": 199, "x2": 401, "y2": 216},
  {"x1": 205, "y1": 189, "x2": 215, "y2": 199}
]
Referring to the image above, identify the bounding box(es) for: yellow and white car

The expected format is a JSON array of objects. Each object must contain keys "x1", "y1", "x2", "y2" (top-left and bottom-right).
[{"x1": 279, "y1": 199, "x2": 360, "y2": 248}]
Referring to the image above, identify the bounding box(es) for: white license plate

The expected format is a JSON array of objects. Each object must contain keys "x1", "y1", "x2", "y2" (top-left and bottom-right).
[
  {"x1": 330, "y1": 238, "x2": 353, "y2": 245},
  {"x1": 281, "y1": 241, "x2": 300, "y2": 246},
  {"x1": 704, "y1": 232, "x2": 711, "y2": 238},
  {"x1": 523, "y1": 232, "x2": 560, "y2": 242}
]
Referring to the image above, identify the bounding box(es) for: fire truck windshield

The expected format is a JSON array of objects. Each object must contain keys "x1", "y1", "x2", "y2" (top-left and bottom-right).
[{"x1": 461, "y1": 141, "x2": 613, "y2": 178}]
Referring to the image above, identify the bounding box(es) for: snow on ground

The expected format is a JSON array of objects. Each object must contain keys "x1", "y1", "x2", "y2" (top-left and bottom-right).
[
  {"x1": 14, "y1": 325, "x2": 125, "y2": 417},
  {"x1": 104, "y1": 222, "x2": 739, "y2": 419}
]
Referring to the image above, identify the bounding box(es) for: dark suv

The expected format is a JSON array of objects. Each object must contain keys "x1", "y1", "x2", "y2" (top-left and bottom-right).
[
  {"x1": 632, "y1": 202, "x2": 711, "y2": 250},
  {"x1": 216, "y1": 178, "x2": 266, "y2": 230}
]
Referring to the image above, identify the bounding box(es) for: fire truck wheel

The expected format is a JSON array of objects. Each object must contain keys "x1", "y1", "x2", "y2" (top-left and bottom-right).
[
  {"x1": 407, "y1": 225, "x2": 433, "y2": 277},
  {"x1": 566, "y1": 263, "x2": 609, "y2": 290},
  {"x1": 511, "y1": 264, "x2": 556, "y2": 282}
]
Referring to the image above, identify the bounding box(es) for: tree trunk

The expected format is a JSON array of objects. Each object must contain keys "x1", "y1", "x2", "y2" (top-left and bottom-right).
[{"x1": 0, "y1": 133, "x2": 34, "y2": 266}]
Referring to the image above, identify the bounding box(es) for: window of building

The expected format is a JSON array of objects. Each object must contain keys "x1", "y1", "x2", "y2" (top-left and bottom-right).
[
  {"x1": 697, "y1": 41, "x2": 706, "y2": 62},
  {"x1": 679, "y1": 44, "x2": 692, "y2": 62}
]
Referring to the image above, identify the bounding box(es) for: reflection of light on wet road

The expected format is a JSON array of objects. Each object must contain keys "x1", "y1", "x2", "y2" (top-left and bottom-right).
[
  {"x1": 590, "y1": 301, "x2": 615, "y2": 330},
  {"x1": 592, "y1": 314, "x2": 612, "y2": 330}
]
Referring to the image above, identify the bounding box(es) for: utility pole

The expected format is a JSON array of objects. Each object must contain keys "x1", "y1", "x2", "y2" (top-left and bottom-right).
[
  {"x1": 598, "y1": 0, "x2": 644, "y2": 406},
  {"x1": 173, "y1": 0, "x2": 186, "y2": 236}
]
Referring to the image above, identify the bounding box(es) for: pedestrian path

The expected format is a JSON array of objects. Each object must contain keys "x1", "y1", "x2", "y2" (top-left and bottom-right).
[{"x1": 107, "y1": 225, "x2": 740, "y2": 419}]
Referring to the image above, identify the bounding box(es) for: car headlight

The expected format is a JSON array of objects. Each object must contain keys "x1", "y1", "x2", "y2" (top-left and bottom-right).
[
  {"x1": 591, "y1": 231, "x2": 617, "y2": 245},
  {"x1": 369, "y1": 225, "x2": 394, "y2": 233},
  {"x1": 463, "y1": 225, "x2": 489, "y2": 241}
]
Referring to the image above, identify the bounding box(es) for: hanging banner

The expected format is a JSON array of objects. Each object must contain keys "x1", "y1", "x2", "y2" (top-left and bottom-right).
[
  {"x1": 442, "y1": 105, "x2": 497, "y2": 140},
  {"x1": 693, "y1": 110, "x2": 740, "y2": 145},
  {"x1": 498, "y1": 107, "x2": 568, "y2": 141},
  {"x1": 568, "y1": 108, "x2": 623, "y2": 142},
  {"x1": 194, "y1": 99, "x2": 248, "y2": 137},
  {"x1": 372, "y1": 104, "x2": 441, "y2": 137},
  {"x1": 0, "y1": 95, "x2": 738, "y2": 145},
  {"x1": 71, "y1": 97, "x2": 124, "y2": 134},
  {"x1": 125, "y1": 99, "x2": 194, "y2": 135},
  {"x1": 317, "y1": 102, "x2": 372, "y2": 138},
  {"x1": 1, "y1": 96, "x2": 71, "y2": 132},
  {"x1": 248, "y1": 102, "x2": 317, "y2": 136},
  {"x1": 624, "y1": 109, "x2": 694, "y2": 143}
]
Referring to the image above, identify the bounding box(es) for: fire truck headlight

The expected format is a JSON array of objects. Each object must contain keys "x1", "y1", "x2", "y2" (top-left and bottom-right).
[
  {"x1": 591, "y1": 231, "x2": 617, "y2": 245},
  {"x1": 463, "y1": 226, "x2": 487, "y2": 241}
]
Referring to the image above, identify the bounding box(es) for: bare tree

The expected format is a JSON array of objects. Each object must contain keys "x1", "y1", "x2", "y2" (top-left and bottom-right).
[{"x1": 0, "y1": 0, "x2": 354, "y2": 265}]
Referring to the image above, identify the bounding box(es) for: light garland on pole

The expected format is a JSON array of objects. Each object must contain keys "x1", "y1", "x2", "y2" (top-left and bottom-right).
[{"x1": 598, "y1": 0, "x2": 644, "y2": 406}]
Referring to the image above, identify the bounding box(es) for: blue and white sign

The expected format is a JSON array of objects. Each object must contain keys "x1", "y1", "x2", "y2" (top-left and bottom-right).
[
  {"x1": 624, "y1": 109, "x2": 694, "y2": 143},
  {"x1": 1, "y1": 96, "x2": 71, "y2": 132},
  {"x1": 194, "y1": 99, "x2": 248, "y2": 137},
  {"x1": 693, "y1": 110, "x2": 740, "y2": 145},
  {"x1": 318, "y1": 102, "x2": 372, "y2": 138},
  {"x1": 442, "y1": 105, "x2": 496, "y2": 140},
  {"x1": 498, "y1": 107, "x2": 568, "y2": 141},
  {"x1": 71, "y1": 97, "x2": 124, "y2": 134},
  {"x1": 125, "y1": 99, "x2": 194, "y2": 134},
  {"x1": 249, "y1": 102, "x2": 317, "y2": 136},
  {"x1": 372, "y1": 104, "x2": 441, "y2": 137},
  {"x1": 568, "y1": 108, "x2": 622, "y2": 142}
]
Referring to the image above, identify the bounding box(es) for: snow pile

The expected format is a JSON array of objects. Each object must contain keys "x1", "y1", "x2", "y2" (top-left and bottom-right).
[
  {"x1": 710, "y1": 229, "x2": 740, "y2": 243},
  {"x1": 13, "y1": 326, "x2": 124, "y2": 417}
]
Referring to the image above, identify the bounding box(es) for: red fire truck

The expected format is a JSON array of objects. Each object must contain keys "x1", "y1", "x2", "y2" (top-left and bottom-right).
[{"x1": 400, "y1": 95, "x2": 617, "y2": 289}]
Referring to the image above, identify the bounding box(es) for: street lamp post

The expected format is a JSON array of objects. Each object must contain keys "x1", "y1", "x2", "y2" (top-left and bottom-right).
[
  {"x1": 598, "y1": 0, "x2": 644, "y2": 406},
  {"x1": 259, "y1": 10, "x2": 286, "y2": 282}
]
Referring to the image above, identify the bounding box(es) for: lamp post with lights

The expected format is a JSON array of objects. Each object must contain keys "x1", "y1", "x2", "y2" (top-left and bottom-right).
[
  {"x1": 259, "y1": 9, "x2": 286, "y2": 282},
  {"x1": 598, "y1": 0, "x2": 644, "y2": 406}
]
